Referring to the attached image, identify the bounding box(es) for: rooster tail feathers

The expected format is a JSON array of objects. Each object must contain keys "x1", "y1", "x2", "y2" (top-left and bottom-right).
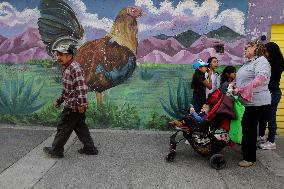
[{"x1": 37, "y1": 0, "x2": 84, "y2": 56}]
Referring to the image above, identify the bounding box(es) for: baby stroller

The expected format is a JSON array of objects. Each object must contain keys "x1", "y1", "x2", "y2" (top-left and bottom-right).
[{"x1": 165, "y1": 89, "x2": 236, "y2": 170}]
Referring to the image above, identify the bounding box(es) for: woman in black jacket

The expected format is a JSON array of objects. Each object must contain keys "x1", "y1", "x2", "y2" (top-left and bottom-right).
[{"x1": 259, "y1": 42, "x2": 284, "y2": 150}]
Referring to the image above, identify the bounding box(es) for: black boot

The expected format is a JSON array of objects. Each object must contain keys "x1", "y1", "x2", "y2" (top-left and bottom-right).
[
  {"x1": 43, "y1": 147, "x2": 64, "y2": 158},
  {"x1": 78, "y1": 147, "x2": 98, "y2": 155}
]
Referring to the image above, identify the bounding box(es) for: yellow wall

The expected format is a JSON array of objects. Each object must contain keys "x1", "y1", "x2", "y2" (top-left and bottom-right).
[{"x1": 270, "y1": 24, "x2": 284, "y2": 134}]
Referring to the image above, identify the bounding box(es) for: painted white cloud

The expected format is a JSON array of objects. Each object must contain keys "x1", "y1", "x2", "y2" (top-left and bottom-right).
[
  {"x1": 135, "y1": 0, "x2": 246, "y2": 35},
  {"x1": 67, "y1": 0, "x2": 113, "y2": 31},
  {"x1": 0, "y1": 0, "x2": 246, "y2": 40},
  {"x1": 0, "y1": 2, "x2": 39, "y2": 27},
  {"x1": 0, "y1": 1, "x2": 113, "y2": 39},
  {"x1": 213, "y1": 9, "x2": 245, "y2": 35}
]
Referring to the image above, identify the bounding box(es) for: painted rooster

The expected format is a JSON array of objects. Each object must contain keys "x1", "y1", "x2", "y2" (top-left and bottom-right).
[{"x1": 37, "y1": 0, "x2": 144, "y2": 105}]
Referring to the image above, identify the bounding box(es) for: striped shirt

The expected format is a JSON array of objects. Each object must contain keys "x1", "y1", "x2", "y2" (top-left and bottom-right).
[{"x1": 57, "y1": 60, "x2": 88, "y2": 109}]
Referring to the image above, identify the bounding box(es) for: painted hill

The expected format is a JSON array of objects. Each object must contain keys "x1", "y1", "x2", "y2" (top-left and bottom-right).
[
  {"x1": 189, "y1": 36, "x2": 245, "y2": 57},
  {"x1": 154, "y1": 29, "x2": 201, "y2": 48},
  {"x1": 137, "y1": 37, "x2": 185, "y2": 59},
  {"x1": 138, "y1": 47, "x2": 243, "y2": 65},
  {"x1": 174, "y1": 30, "x2": 201, "y2": 47},
  {"x1": 0, "y1": 27, "x2": 50, "y2": 63},
  {"x1": 154, "y1": 34, "x2": 172, "y2": 40},
  {"x1": 0, "y1": 35, "x2": 7, "y2": 44},
  {"x1": 205, "y1": 26, "x2": 244, "y2": 42},
  {"x1": 138, "y1": 34, "x2": 246, "y2": 65}
]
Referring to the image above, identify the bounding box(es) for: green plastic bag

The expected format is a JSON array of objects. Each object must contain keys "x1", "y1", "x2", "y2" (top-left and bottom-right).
[{"x1": 229, "y1": 96, "x2": 245, "y2": 144}]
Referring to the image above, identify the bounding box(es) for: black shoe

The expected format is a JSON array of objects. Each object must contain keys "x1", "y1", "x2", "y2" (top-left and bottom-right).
[
  {"x1": 43, "y1": 147, "x2": 64, "y2": 158},
  {"x1": 78, "y1": 147, "x2": 98, "y2": 155}
]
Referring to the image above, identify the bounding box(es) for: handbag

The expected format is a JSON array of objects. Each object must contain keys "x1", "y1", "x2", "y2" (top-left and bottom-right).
[
  {"x1": 229, "y1": 96, "x2": 245, "y2": 144},
  {"x1": 215, "y1": 95, "x2": 236, "y2": 119}
]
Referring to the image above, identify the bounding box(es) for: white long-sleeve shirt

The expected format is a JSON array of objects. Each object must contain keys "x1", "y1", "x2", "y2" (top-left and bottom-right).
[{"x1": 205, "y1": 71, "x2": 220, "y2": 99}]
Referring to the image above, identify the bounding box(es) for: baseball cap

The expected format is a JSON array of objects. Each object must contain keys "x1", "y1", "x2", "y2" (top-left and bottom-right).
[
  {"x1": 192, "y1": 59, "x2": 209, "y2": 70},
  {"x1": 52, "y1": 44, "x2": 70, "y2": 54},
  {"x1": 51, "y1": 36, "x2": 79, "y2": 55}
]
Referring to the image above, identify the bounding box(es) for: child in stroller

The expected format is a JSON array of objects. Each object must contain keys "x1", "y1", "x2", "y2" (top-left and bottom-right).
[
  {"x1": 166, "y1": 89, "x2": 235, "y2": 170},
  {"x1": 169, "y1": 103, "x2": 210, "y2": 131}
]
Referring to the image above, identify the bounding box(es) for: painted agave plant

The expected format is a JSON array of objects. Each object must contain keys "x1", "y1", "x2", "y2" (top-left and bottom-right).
[
  {"x1": 160, "y1": 78, "x2": 191, "y2": 119},
  {"x1": 0, "y1": 73, "x2": 47, "y2": 115}
]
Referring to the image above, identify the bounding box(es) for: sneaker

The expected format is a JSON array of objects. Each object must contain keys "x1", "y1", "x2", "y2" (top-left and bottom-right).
[
  {"x1": 259, "y1": 141, "x2": 276, "y2": 150},
  {"x1": 78, "y1": 147, "x2": 98, "y2": 155},
  {"x1": 185, "y1": 140, "x2": 190, "y2": 145},
  {"x1": 238, "y1": 160, "x2": 255, "y2": 167},
  {"x1": 258, "y1": 136, "x2": 267, "y2": 143},
  {"x1": 43, "y1": 147, "x2": 64, "y2": 158}
]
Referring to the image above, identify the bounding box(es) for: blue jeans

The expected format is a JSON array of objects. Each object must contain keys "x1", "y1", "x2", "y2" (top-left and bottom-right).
[{"x1": 259, "y1": 90, "x2": 282, "y2": 143}]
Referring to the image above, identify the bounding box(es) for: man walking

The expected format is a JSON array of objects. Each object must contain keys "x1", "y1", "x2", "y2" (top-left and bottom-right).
[{"x1": 43, "y1": 44, "x2": 98, "y2": 158}]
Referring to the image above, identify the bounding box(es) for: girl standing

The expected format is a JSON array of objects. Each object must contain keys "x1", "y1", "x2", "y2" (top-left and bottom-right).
[
  {"x1": 191, "y1": 59, "x2": 212, "y2": 112},
  {"x1": 205, "y1": 57, "x2": 220, "y2": 98},
  {"x1": 219, "y1": 66, "x2": 236, "y2": 93}
]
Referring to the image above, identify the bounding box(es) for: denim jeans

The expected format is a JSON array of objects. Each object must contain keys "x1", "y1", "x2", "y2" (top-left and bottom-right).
[{"x1": 259, "y1": 90, "x2": 282, "y2": 143}]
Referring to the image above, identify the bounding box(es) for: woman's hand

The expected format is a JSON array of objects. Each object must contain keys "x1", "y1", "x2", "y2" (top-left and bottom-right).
[
  {"x1": 232, "y1": 87, "x2": 239, "y2": 95},
  {"x1": 238, "y1": 86, "x2": 253, "y2": 102}
]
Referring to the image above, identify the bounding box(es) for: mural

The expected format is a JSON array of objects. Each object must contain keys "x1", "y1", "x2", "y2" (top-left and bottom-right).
[
  {"x1": 0, "y1": 0, "x2": 248, "y2": 129},
  {"x1": 247, "y1": 0, "x2": 284, "y2": 41}
]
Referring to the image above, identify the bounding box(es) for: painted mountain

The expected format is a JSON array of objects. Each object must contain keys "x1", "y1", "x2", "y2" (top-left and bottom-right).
[
  {"x1": 137, "y1": 26, "x2": 246, "y2": 65},
  {"x1": 205, "y1": 26, "x2": 245, "y2": 42},
  {"x1": 0, "y1": 25, "x2": 245, "y2": 65},
  {"x1": 155, "y1": 30, "x2": 201, "y2": 48},
  {"x1": 0, "y1": 27, "x2": 50, "y2": 64}
]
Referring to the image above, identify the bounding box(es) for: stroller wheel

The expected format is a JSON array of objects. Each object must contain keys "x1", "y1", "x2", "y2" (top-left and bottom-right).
[
  {"x1": 210, "y1": 154, "x2": 226, "y2": 170},
  {"x1": 165, "y1": 151, "x2": 176, "y2": 162}
]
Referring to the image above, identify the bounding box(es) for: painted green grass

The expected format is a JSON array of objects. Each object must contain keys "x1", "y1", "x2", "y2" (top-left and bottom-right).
[{"x1": 0, "y1": 62, "x2": 231, "y2": 129}]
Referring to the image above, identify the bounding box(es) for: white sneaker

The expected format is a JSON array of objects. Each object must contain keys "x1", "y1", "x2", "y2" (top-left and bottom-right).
[
  {"x1": 259, "y1": 141, "x2": 276, "y2": 150},
  {"x1": 185, "y1": 140, "x2": 190, "y2": 145},
  {"x1": 258, "y1": 136, "x2": 267, "y2": 143}
]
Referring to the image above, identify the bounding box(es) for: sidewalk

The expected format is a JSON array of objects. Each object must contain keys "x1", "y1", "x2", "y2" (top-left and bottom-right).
[{"x1": 0, "y1": 124, "x2": 284, "y2": 189}]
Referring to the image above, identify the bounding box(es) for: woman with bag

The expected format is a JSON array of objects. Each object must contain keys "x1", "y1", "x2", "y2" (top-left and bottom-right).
[{"x1": 234, "y1": 40, "x2": 271, "y2": 167}]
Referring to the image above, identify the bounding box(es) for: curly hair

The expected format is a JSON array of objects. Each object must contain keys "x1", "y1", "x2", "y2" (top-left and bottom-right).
[{"x1": 246, "y1": 40, "x2": 268, "y2": 57}]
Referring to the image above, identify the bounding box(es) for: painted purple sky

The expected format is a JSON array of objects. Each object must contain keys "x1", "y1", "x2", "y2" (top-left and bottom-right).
[
  {"x1": 247, "y1": 0, "x2": 284, "y2": 40},
  {"x1": 0, "y1": 0, "x2": 248, "y2": 40}
]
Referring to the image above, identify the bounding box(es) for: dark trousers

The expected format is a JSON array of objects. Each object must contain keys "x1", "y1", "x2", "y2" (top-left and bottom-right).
[
  {"x1": 242, "y1": 105, "x2": 269, "y2": 162},
  {"x1": 259, "y1": 90, "x2": 282, "y2": 143},
  {"x1": 192, "y1": 93, "x2": 206, "y2": 113},
  {"x1": 52, "y1": 108, "x2": 95, "y2": 153}
]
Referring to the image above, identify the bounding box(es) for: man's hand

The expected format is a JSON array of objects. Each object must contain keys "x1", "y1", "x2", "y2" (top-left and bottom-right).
[
  {"x1": 78, "y1": 106, "x2": 86, "y2": 113},
  {"x1": 53, "y1": 101, "x2": 61, "y2": 108}
]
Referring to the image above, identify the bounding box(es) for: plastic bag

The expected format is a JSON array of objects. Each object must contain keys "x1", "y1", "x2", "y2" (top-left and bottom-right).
[{"x1": 229, "y1": 96, "x2": 245, "y2": 144}]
